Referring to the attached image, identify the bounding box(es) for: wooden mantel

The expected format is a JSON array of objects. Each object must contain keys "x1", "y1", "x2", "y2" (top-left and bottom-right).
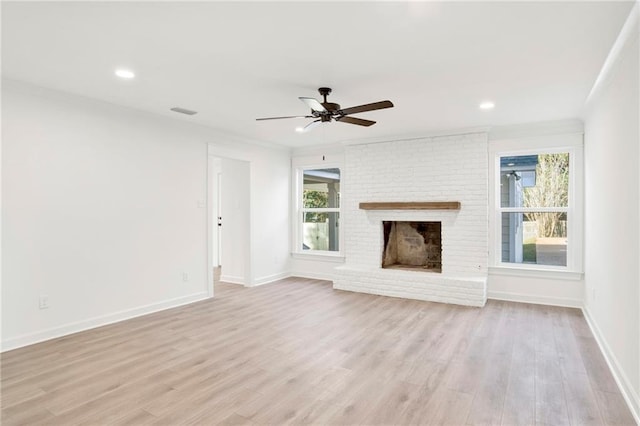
[{"x1": 359, "y1": 201, "x2": 461, "y2": 210}]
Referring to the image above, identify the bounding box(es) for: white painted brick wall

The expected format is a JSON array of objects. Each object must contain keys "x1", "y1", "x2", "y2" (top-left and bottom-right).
[{"x1": 334, "y1": 133, "x2": 489, "y2": 307}]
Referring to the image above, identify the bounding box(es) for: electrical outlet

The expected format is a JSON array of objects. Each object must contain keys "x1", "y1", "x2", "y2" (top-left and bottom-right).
[
  {"x1": 39, "y1": 294, "x2": 49, "y2": 309},
  {"x1": 182, "y1": 272, "x2": 190, "y2": 282}
]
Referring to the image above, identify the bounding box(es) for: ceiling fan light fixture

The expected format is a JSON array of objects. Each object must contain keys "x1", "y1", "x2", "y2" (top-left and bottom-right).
[{"x1": 257, "y1": 87, "x2": 394, "y2": 133}]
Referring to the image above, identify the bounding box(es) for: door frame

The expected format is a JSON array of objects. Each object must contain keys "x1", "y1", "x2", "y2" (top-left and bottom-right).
[{"x1": 207, "y1": 148, "x2": 253, "y2": 297}]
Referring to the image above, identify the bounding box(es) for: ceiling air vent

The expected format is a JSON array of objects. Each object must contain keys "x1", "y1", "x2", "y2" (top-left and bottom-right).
[{"x1": 170, "y1": 107, "x2": 198, "y2": 115}]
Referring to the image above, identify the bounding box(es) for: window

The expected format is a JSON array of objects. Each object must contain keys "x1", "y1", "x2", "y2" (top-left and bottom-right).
[
  {"x1": 500, "y1": 153, "x2": 569, "y2": 266},
  {"x1": 490, "y1": 134, "x2": 583, "y2": 273},
  {"x1": 297, "y1": 167, "x2": 341, "y2": 254}
]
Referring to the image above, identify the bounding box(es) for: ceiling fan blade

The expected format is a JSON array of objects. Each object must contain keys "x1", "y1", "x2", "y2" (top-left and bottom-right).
[
  {"x1": 339, "y1": 100, "x2": 394, "y2": 116},
  {"x1": 299, "y1": 97, "x2": 327, "y2": 112},
  {"x1": 303, "y1": 119, "x2": 322, "y2": 132},
  {"x1": 256, "y1": 115, "x2": 314, "y2": 121},
  {"x1": 336, "y1": 116, "x2": 376, "y2": 127}
]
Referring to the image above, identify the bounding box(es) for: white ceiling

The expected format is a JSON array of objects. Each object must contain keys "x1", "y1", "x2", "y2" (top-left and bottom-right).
[{"x1": 2, "y1": 1, "x2": 633, "y2": 148}]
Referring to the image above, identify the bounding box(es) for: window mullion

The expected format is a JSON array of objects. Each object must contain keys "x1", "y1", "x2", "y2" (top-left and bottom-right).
[
  {"x1": 499, "y1": 207, "x2": 569, "y2": 213},
  {"x1": 302, "y1": 208, "x2": 340, "y2": 213}
]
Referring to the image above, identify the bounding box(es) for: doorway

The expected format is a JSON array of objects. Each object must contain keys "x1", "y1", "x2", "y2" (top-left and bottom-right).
[{"x1": 209, "y1": 155, "x2": 251, "y2": 293}]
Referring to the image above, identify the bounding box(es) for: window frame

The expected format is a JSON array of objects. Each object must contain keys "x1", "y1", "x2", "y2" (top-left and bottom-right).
[
  {"x1": 293, "y1": 164, "x2": 343, "y2": 257},
  {"x1": 489, "y1": 133, "x2": 584, "y2": 275}
]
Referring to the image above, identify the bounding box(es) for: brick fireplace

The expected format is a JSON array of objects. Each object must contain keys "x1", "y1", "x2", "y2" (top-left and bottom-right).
[{"x1": 333, "y1": 133, "x2": 489, "y2": 307}]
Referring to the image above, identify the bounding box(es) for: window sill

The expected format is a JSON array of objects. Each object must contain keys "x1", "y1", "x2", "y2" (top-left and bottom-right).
[
  {"x1": 291, "y1": 252, "x2": 345, "y2": 263},
  {"x1": 489, "y1": 266, "x2": 583, "y2": 281}
]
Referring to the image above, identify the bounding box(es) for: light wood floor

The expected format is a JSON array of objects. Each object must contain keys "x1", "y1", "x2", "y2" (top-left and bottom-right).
[{"x1": 1, "y1": 277, "x2": 635, "y2": 425}]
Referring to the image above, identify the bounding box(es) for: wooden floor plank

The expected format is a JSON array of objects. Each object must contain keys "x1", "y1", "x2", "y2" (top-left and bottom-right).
[
  {"x1": 501, "y1": 303, "x2": 536, "y2": 426},
  {"x1": 594, "y1": 389, "x2": 637, "y2": 426},
  {"x1": 1, "y1": 278, "x2": 634, "y2": 425}
]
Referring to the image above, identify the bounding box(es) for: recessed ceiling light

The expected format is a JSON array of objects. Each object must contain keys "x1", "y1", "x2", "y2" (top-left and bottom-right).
[
  {"x1": 295, "y1": 127, "x2": 305, "y2": 133},
  {"x1": 479, "y1": 101, "x2": 495, "y2": 110},
  {"x1": 115, "y1": 69, "x2": 135, "y2": 79}
]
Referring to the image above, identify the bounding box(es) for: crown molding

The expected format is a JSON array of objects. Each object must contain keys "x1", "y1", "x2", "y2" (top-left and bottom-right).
[
  {"x1": 334, "y1": 126, "x2": 491, "y2": 148},
  {"x1": 586, "y1": 2, "x2": 639, "y2": 105},
  {"x1": 489, "y1": 119, "x2": 584, "y2": 141}
]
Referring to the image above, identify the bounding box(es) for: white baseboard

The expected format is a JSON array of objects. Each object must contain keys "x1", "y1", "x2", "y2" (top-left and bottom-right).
[
  {"x1": 488, "y1": 290, "x2": 582, "y2": 308},
  {"x1": 250, "y1": 271, "x2": 291, "y2": 287},
  {"x1": 1, "y1": 292, "x2": 209, "y2": 353},
  {"x1": 219, "y1": 274, "x2": 245, "y2": 285},
  {"x1": 290, "y1": 271, "x2": 336, "y2": 282},
  {"x1": 582, "y1": 307, "x2": 640, "y2": 425}
]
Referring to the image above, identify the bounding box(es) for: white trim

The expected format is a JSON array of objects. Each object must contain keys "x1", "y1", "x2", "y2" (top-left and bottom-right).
[
  {"x1": 488, "y1": 290, "x2": 582, "y2": 308},
  {"x1": 293, "y1": 163, "x2": 344, "y2": 257},
  {"x1": 291, "y1": 143, "x2": 345, "y2": 157},
  {"x1": 246, "y1": 161, "x2": 254, "y2": 287},
  {"x1": 499, "y1": 207, "x2": 569, "y2": 213},
  {"x1": 586, "y1": 2, "x2": 639, "y2": 105},
  {"x1": 338, "y1": 126, "x2": 491, "y2": 147},
  {"x1": 291, "y1": 272, "x2": 337, "y2": 281},
  {"x1": 301, "y1": 208, "x2": 340, "y2": 213},
  {"x1": 299, "y1": 120, "x2": 583, "y2": 152},
  {"x1": 220, "y1": 274, "x2": 245, "y2": 285},
  {"x1": 291, "y1": 252, "x2": 345, "y2": 263},
  {"x1": 207, "y1": 155, "x2": 214, "y2": 297},
  {"x1": 291, "y1": 153, "x2": 345, "y2": 168},
  {"x1": 250, "y1": 271, "x2": 291, "y2": 287},
  {"x1": 0, "y1": 59, "x2": 3, "y2": 353},
  {"x1": 1, "y1": 292, "x2": 209, "y2": 353},
  {"x1": 208, "y1": 154, "x2": 253, "y2": 287},
  {"x1": 489, "y1": 119, "x2": 584, "y2": 141},
  {"x1": 489, "y1": 266, "x2": 583, "y2": 281},
  {"x1": 582, "y1": 307, "x2": 640, "y2": 425},
  {"x1": 488, "y1": 132, "x2": 584, "y2": 274},
  {"x1": 208, "y1": 144, "x2": 253, "y2": 162},
  {"x1": 489, "y1": 131, "x2": 584, "y2": 152}
]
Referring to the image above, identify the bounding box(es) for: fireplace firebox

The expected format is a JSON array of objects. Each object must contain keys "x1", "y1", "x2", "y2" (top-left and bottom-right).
[{"x1": 382, "y1": 221, "x2": 442, "y2": 272}]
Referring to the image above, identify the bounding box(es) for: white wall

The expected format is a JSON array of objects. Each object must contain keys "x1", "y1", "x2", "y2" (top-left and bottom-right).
[
  {"x1": 290, "y1": 256, "x2": 343, "y2": 281},
  {"x1": 210, "y1": 156, "x2": 222, "y2": 268},
  {"x1": 2, "y1": 80, "x2": 291, "y2": 350},
  {"x1": 2, "y1": 81, "x2": 210, "y2": 350},
  {"x1": 583, "y1": 5, "x2": 640, "y2": 420},
  {"x1": 488, "y1": 271, "x2": 584, "y2": 308},
  {"x1": 249, "y1": 147, "x2": 291, "y2": 286}
]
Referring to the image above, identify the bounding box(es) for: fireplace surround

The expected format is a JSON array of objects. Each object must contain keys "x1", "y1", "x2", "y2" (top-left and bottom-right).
[{"x1": 332, "y1": 133, "x2": 489, "y2": 307}]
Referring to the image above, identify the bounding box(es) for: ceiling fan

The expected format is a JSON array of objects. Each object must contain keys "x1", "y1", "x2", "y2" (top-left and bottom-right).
[{"x1": 256, "y1": 87, "x2": 394, "y2": 132}]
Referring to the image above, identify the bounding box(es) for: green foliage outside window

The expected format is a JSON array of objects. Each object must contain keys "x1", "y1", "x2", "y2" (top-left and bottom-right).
[{"x1": 303, "y1": 190, "x2": 328, "y2": 222}]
